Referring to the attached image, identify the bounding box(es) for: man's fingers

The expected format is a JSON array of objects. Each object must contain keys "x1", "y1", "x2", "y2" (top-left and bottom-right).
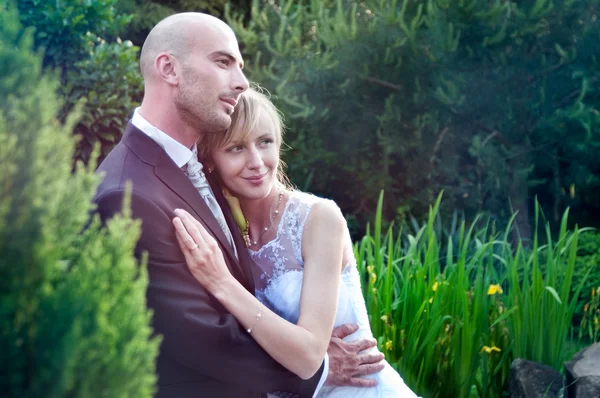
[
  {"x1": 331, "y1": 323, "x2": 360, "y2": 339},
  {"x1": 358, "y1": 352, "x2": 385, "y2": 365},
  {"x1": 351, "y1": 337, "x2": 378, "y2": 353},
  {"x1": 356, "y1": 361, "x2": 385, "y2": 376},
  {"x1": 345, "y1": 377, "x2": 378, "y2": 388}
]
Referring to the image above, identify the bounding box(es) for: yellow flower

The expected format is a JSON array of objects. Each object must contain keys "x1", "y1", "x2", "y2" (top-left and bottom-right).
[
  {"x1": 381, "y1": 315, "x2": 388, "y2": 323},
  {"x1": 584, "y1": 304, "x2": 589, "y2": 313},
  {"x1": 223, "y1": 189, "x2": 248, "y2": 233},
  {"x1": 370, "y1": 273, "x2": 377, "y2": 284},
  {"x1": 366, "y1": 265, "x2": 375, "y2": 274},
  {"x1": 385, "y1": 340, "x2": 393, "y2": 351},
  {"x1": 428, "y1": 297, "x2": 433, "y2": 304},
  {"x1": 432, "y1": 281, "x2": 439, "y2": 292},
  {"x1": 481, "y1": 345, "x2": 501, "y2": 354},
  {"x1": 487, "y1": 284, "x2": 503, "y2": 295},
  {"x1": 595, "y1": 316, "x2": 599, "y2": 326}
]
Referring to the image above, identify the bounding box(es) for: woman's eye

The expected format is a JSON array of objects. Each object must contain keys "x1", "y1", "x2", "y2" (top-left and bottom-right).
[
  {"x1": 260, "y1": 138, "x2": 274, "y2": 146},
  {"x1": 226, "y1": 145, "x2": 243, "y2": 153}
]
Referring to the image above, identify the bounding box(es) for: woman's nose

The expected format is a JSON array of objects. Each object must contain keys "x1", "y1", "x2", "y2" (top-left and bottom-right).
[{"x1": 246, "y1": 147, "x2": 264, "y2": 169}]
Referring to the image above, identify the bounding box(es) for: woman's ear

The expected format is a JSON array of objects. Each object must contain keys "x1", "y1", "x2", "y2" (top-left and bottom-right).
[{"x1": 201, "y1": 157, "x2": 215, "y2": 173}]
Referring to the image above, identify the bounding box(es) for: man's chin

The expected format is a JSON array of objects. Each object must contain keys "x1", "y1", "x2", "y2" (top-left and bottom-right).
[{"x1": 204, "y1": 115, "x2": 232, "y2": 134}]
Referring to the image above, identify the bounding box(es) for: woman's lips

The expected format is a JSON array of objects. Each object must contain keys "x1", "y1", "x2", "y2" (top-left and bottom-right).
[{"x1": 244, "y1": 173, "x2": 267, "y2": 184}]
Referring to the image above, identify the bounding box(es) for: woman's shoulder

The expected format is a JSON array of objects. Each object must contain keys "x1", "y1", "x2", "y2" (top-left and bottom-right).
[
  {"x1": 288, "y1": 190, "x2": 339, "y2": 212},
  {"x1": 289, "y1": 190, "x2": 345, "y2": 229}
]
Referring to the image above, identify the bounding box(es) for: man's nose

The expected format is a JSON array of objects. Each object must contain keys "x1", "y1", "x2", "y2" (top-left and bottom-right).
[{"x1": 232, "y1": 68, "x2": 249, "y2": 94}]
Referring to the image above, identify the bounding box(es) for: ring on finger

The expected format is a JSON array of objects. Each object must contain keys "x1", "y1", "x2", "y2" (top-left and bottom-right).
[{"x1": 190, "y1": 244, "x2": 199, "y2": 251}]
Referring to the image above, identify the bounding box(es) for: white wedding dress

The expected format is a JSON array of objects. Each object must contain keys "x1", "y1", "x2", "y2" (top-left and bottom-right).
[{"x1": 249, "y1": 191, "x2": 418, "y2": 397}]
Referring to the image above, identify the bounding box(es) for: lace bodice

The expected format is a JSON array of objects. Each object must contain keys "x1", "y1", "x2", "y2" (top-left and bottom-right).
[
  {"x1": 249, "y1": 191, "x2": 418, "y2": 398},
  {"x1": 249, "y1": 191, "x2": 351, "y2": 300},
  {"x1": 249, "y1": 191, "x2": 358, "y2": 326},
  {"x1": 249, "y1": 191, "x2": 311, "y2": 295}
]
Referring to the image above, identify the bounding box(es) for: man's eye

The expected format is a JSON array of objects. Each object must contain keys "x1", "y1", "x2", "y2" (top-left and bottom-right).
[{"x1": 217, "y1": 59, "x2": 230, "y2": 66}]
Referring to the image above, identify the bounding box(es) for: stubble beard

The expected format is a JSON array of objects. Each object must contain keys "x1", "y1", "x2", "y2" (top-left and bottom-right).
[{"x1": 174, "y1": 79, "x2": 232, "y2": 135}]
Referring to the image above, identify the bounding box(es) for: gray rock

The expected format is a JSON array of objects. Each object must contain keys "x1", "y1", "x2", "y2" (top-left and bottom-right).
[
  {"x1": 510, "y1": 358, "x2": 564, "y2": 398},
  {"x1": 565, "y1": 343, "x2": 600, "y2": 398}
]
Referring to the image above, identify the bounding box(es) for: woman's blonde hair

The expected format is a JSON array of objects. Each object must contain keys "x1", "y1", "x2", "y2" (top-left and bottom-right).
[{"x1": 198, "y1": 84, "x2": 292, "y2": 188}]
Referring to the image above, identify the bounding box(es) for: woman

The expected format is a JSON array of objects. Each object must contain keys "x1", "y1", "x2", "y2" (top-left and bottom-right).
[{"x1": 172, "y1": 87, "x2": 418, "y2": 397}]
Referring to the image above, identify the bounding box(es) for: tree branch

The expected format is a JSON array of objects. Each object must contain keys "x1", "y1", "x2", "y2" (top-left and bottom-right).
[{"x1": 364, "y1": 76, "x2": 403, "y2": 91}]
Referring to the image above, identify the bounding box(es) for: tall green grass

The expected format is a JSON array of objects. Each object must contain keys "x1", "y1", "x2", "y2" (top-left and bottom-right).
[{"x1": 354, "y1": 192, "x2": 588, "y2": 398}]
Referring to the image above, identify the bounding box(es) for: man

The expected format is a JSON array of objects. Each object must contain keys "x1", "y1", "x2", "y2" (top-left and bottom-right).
[{"x1": 94, "y1": 12, "x2": 384, "y2": 397}]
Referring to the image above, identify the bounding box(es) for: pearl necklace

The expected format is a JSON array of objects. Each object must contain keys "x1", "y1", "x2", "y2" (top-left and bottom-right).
[{"x1": 250, "y1": 191, "x2": 284, "y2": 246}]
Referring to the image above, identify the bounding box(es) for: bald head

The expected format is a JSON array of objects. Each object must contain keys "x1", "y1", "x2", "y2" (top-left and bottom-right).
[
  {"x1": 137, "y1": 12, "x2": 248, "y2": 144},
  {"x1": 140, "y1": 12, "x2": 235, "y2": 80}
]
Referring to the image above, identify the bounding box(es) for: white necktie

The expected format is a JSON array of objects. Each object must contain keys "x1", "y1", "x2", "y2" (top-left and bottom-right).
[{"x1": 185, "y1": 150, "x2": 237, "y2": 257}]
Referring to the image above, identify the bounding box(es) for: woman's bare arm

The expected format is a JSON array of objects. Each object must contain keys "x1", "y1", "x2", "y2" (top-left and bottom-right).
[{"x1": 173, "y1": 201, "x2": 345, "y2": 379}]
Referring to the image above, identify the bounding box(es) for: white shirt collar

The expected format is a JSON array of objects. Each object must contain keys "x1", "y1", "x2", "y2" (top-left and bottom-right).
[{"x1": 131, "y1": 108, "x2": 194, "y2": 168}]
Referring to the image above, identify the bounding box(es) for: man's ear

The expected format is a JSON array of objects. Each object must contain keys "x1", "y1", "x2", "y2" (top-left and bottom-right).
[{"x1": 155, "y1": 52, "x2": 179, "y2": 86}]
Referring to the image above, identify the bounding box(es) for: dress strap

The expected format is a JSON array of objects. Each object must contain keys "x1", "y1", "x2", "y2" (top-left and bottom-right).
[{"x1": 279, "y1": 192, "x2": 318, "y2": 265}]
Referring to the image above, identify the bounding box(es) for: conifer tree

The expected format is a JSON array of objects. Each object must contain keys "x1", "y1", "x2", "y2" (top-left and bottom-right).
[
  {"x1": 0, "y1": 2, "x2": 160, "y2": 397},
  {"x1": 228, "y1": 0, "x2": 600, "y2": 234}
]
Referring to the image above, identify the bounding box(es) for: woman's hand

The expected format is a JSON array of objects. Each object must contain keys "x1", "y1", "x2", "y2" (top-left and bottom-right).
[{"x1": 173, "y1": 208, "x2": 233, "y2": 294}]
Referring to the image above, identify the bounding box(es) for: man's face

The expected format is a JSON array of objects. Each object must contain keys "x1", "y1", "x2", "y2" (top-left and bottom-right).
[{"x1": 174, "y1": 26, "x2": 249, "y2": 134}]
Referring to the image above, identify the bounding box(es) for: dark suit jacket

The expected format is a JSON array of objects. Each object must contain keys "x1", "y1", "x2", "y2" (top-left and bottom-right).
[{"x1": 94, "y1": 123, "x2": 323, "y2": 398}]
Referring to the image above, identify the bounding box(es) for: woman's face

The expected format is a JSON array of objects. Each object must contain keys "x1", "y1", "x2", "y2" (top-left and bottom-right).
[{"x1": 211, "y1": 109, "x2": 280, "y2": 201}]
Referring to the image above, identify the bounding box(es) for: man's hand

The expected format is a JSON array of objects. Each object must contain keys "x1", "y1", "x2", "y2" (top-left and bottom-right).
[{"x1": 325, "y1": 323, "x2": 385, "y2": 387}]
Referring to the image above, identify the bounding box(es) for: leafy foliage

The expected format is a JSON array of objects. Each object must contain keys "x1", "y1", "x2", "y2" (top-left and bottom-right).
[
  {"x1": 573, "y1": 229, "x2": 600, "y2": 336},
  {"x1": 355, "y1": 192, "x2": 585, "y2": 397},
  {"x1": 115, "y1": 0, "x2": 252, "y2": 46},
  {"x1": 16, "y1": 0, "x2": 130, "y2": 69},
  {"x1": 63, "y1": 34, "x2": 143, "y2": 164},
  {"x1": 0, "y1": 3, "x2": 159, "y2": 396},
  {"x1": 16, "y1": 0, "x2": 143, "y2": 164},
  {"x1": 228, "y1": 0, "x2": 600, "y2": 236}
]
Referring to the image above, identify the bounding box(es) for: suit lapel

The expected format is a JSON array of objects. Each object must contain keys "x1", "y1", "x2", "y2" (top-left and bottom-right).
[
  {"x1": 154, "y1": 157, "x2": 238, "y2": 260},
  {"x1": 122, "y1": 124, "x2": 242, "y2": 282}
]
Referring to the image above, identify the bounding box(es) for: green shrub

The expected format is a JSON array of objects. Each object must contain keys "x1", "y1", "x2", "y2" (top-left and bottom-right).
[
  {"x1": 16, "y1": 0, "x2": 130, "y2": 69},
  {"x1": 579, "y1": 286, "x2": 600, "y2": 342},
  {"x1": 228, "y1": 0, "x2": 600, "y2": 236},
  {"x1": 573, "y1": 230, "x2": 600, "y2": 340},
  {"x1": 0, "y1": 3, "x2": 159, "y2": 396},
  {"x1": 63, "y1": 34, "x2": 143, "y2": 164},
  {"x1": 355, "y1": 191, "x2": 585, "y2": 398},
  {"x1": 17, "y1": 0, "x2": 142, "y2": 164}
]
